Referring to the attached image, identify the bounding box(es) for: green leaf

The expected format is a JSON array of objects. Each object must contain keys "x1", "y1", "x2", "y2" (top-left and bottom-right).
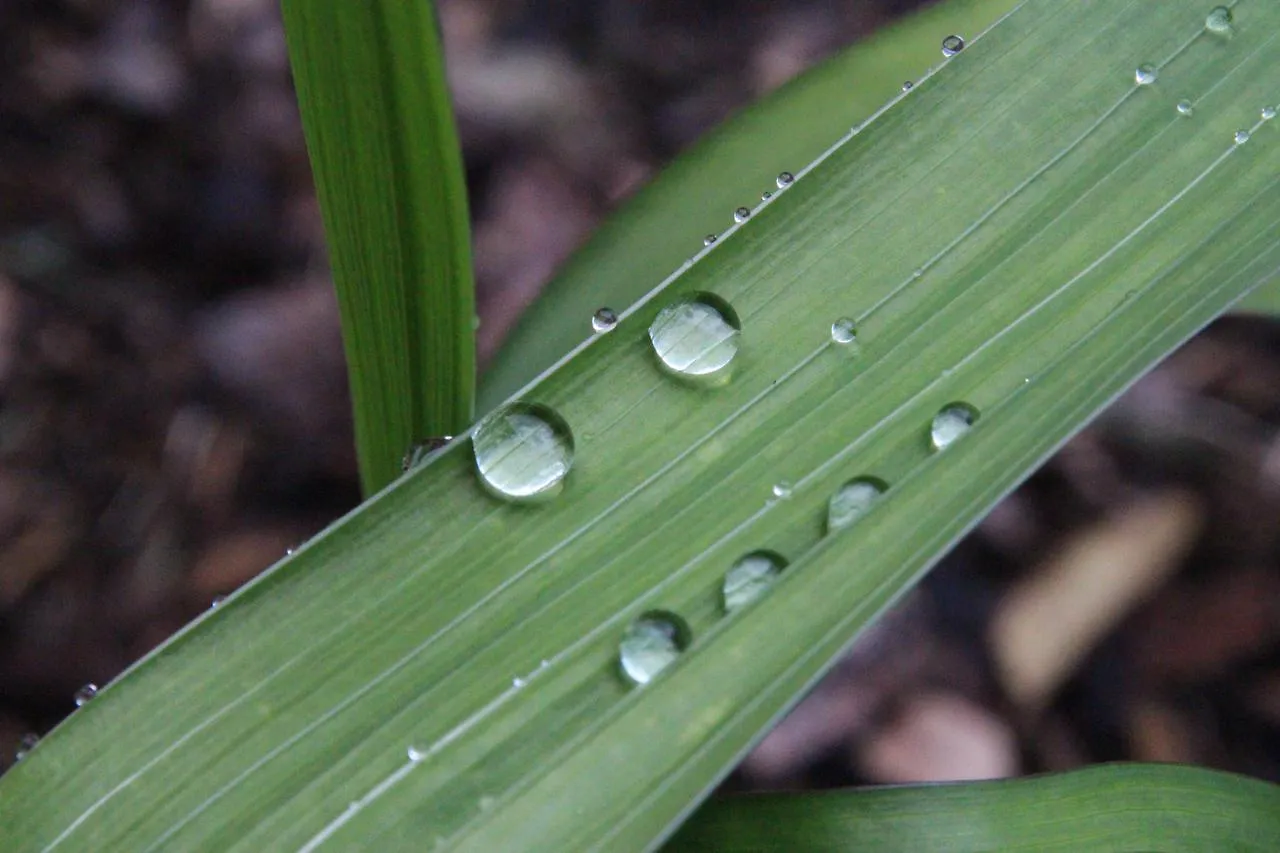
[
  {"x1": 478, "y1": 0, "x2": 1023, "y2": 412},
  {"x1": 2, "y1": 1, "x2": 1278, "y2": 851},
  {"x1": 666, "y1": 764, "x2": 1280, "y2": 852},
  {"x1": 282, "y1": 0, "x2": 476, "y2": 494}
]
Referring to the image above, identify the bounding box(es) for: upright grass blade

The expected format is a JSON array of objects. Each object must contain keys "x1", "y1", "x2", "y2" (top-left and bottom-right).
[
  {"x1": 283, "y1": 1, "x2": 475, "y2": 494},
  {"x1": 666, "y1": 764, "x2": 1280, "y2": 852},
  {"x1": 2, "y1": 1, "x2": 1278, "y2": 851},
  {"x1": 478, "y1": 0, "x2": 1022, "y2": 412}
]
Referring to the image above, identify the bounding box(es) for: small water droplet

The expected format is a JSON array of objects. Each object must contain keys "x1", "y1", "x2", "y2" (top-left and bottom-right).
[
  {"x1": 591, "y1": 307, "x2": 618, "y2": 333},
  {"x1": 211, "y1": 595, "x2": 226, "y2": 609},
  {"x1": 902, "y1": 80, "x2": 914, "y2": 92},
  {"x1": 830, "y1": 318, "x2": 857, "y2": 345},
  {"x1": 648, "y1": 293, "x2": 741, "y2": 380},
  {"x1": 827, "y1": 477, "x2": 886, "y2": 532},
  {"x1": 472, "y1": 403, "x2": 574, "y2": 502},
  {"x1": 512, "y1": 676, "x2": 526, "y2": 689},
  {"x1": 1205, "y1": 5, "x2": 1233, "y2": 36},
  {"x1": 941, "y1": 35, "x2": 965, "y2": 57},
  {"x1": 407, "y1": 744, "x2": 427, "y2": 761},
  {"x1": 619, "y1": 612, "x2": 688, "y2": 685},
  {"x1": 1176, "y1": 99, "x2": 1194, "y2": 116},
  {"x1": 776, "y1": 171, "x2": 795, "y2": 188},
  {"x1": 771, "y1": 481, "x2": 793, "y2": 500},
  {"x1": 73, "y1": 684, "x2": 98, "y2": 707},
  {"x1": 703, "y1": 234, "x2": 717, "y2": 247},
  {"x1": 1263, "y1": 106, "x2": 1277, "y2": 121},
  {"x1": 1235, "y1": 129, "x2": 1251, "y2": 145},
  {"x1": 1134, "y1": 64, "x2": 1158, "y2": 86},
  {"x1": 930, "y1": 403, "x2": 979, "y2": 451},
  {"x1": 733, "y1": 206, "x2": 752, "y2": 223},
  {"x1": 761, "y1": 190, "x2": 773, "y2": 201},
  {"x1": 14, "y1": 733, "x2": 39, "y2": 762},
  {"x1": 722, "y1": 552, "x2": 786, "y2": 612},
  {"x1": 402, "y1": 437, "x2": 453, "y2": 472}
]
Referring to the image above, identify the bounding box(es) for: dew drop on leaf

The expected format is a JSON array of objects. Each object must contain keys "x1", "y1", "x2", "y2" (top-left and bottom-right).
[
  {"x1": 761, "y1": 190, "x2": 773, "y2": 201},
  {"x1": 1176, "y1": 99, "x2": 1194, "y2": 116},
  {"x1": 771, "y1": 481, "x2": 793, "y2": 499},
  {"x1": 1262, "y1": 106, "x2": 1277, "y2": 121},
  {"x1": 1235, "y1": 129, "x2": 1251, "y2": 145},
  {"x1": 930, "y1": 403, "x2": 979, "y2": 451},
  {"x1": 591, "y1": 307, "x2": 618, "y2": 333},
  {"x1": 703, "y1": 234, "x2": 717, "y2": 247},
  {"x1": 827, "y1": 477, "x2": 886, "y2": 532},
  {"x1": 830, "y1": 318, "x2": 857, "y2": 345},
  {"x1": 722, "y1": 552, "x2": 786, "y2": 612},
  {"x1": 472, "y1": 403, "x2": 574, "y2": 502},
  {"x1": 734, "y1": 206, "x2": 752, "y2": 223},
  {"x1": 776, "y1": 171, "x2": 795, "y2": 188},
  {"x1": 73, "y1": 684, "x2": 98, "y2": 707},
  {"x1": 1134, "y1": 64, "x2": 1158, "y2": 86},
  {"x1": 941, "y1": 34, "x2": 965, "y2": 57},
  {"x1": 648, "y1": 294, "x2": 741, "y2": 379},
  {"x1": 619, "y1": 613, "x2": 688, "y2": 685},
  {"x1": 902, "y1": 80, "x2": 914, "y2": 92},
  {"x1": 1205, "y1": 6, "x2": 1233, "y2": 36}
]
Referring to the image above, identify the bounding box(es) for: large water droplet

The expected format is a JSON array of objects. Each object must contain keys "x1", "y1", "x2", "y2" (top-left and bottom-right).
[
  {"x1": 648, "y1": 294, "x2": 741, "y2": 380},
  {"x1": 618, "y1": 612, "x2": 688, "y2": 685},
  {"x1": 776, "y1": 171, "x2": 795, "y2": 188},
  {"x1": 733, "y1": 206, "x2": 752, "y2": 223},
  {"x1": 1205, "y1": 6, "x2": 1233, "y2": 36},
  {"x1": 1176, "y1": 99, "x2": 1194, "y2": 116},
  {"x1": 1134, "y1": 64, "x2": 1158, "y2": 86},
  {"x1": 930, "y1": 403, "x2": 979, "y2": 451},
  {"x1": 14, "y1": 733, "x2": 39, "y2": 762},
  {"x1": 402, "y1": 436, "x2": 453, "y2": 472},
  {"x1": 830, "y1": 318, "x2": 857, "y2": 345},
  {"x1": 827, "y1": 477, "x2": 887, "y2": 532},
  {"x1": 591, "y1": 307, "x2": 618, "y2": 333},
  {"x1": 722, "y1": 552, "x2": 786, "y2": 612},
  {"x1": 1235, "y1": 129, "x2": 1251, "y2": 145},
  {"x1": 74, "y1": 684, "x2": 98, "y2": 707},
  {"x1": 941, "y1": 35, "x2": 965, "y2": 57},
  {"x1": 472, "y1": 403, "x2": 574, "y2": 502}
]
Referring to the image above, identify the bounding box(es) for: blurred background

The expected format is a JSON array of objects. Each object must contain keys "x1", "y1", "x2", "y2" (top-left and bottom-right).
[{"x1": 2, "y1": 0, "x2": 1279, "y2": 793}]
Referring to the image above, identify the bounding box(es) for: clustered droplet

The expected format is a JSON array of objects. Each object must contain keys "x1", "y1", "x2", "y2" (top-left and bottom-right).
[
  {"x1": 591, "y1": 307, "x2": 619, "y2": 333},
  {"x1": 1134, "y1": 64, "x2": 1158, "y2": 86},
  {"x1": 74, "y1": 683, "x2": 98, "y2": 707},
  {"x1": 722, "y1": 552, "x2": 786, "y2": 612},
  {"x1": 941, "y1": 34, "x2": 965, "y2": 57},
  {"x1": 734, "y1": 206, "x2": 752, "y2": 223},
  {"x1": 930, "y1": 403, "x2": 979, "y2": 451},
  {"x1": 619, "y1": 613, "x2": 687, "y2": 685},
  {"x1": 472, "y1": 403, "x2": 574, "y2": 502}
]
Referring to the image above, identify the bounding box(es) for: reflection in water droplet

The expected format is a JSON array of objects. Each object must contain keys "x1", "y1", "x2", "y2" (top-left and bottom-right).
[
  {"x1": 941, "y1": 35, "x2": 965, "y2": 57},
  {"x1": 1235, "y1": 129, "x2": 1251, "y2": 145},
  {"x1": 830, "y1": 318, "x2": 857, "y2": 345},
  {"x1": 472, "y1": 403, "x2": 574, "y2": 502},
  {"x1": 648, "y1": 294, "x2": 741, "y2": 379},
  {"x1": 1205, "y1": 6, "x2": 1233, "y2": 36},
  {"x1": 14, "y1": 733, "x2": 39, "y2": 762},
  {"x1": 776, "y1": 171, "x2": 795, "y2": 188},
  {"x1": 74, "y1": 684, "x2": 98, "y2": 707},
  {"x1": 930, "y1": 403, "x2": 979, "y2": 451},
  {"x1": 591, "y1": 307, "x2": 618, "y2": 333},
  {"x1": 619, "y1": 613, "x2": 687, "y2": 685},
  {"x1": 771, "y1": 481, "x2": 793, "y2": 500},
  {"x1": 1134, "y1": 64, "x2": 1158, "y2": 86},
  {"x1": 703, "y1": 234, "x2": 717, "y2": 247},
  {"x1": 902, "y1": 81, "x2": 914, "y2": 92},
  {"x1": 1176, "y1": 99, "x2": 1194, "y2": 116},
  {"x1": 1263, "y1": 106, "x2": 1277, "y2": 121},
  {"x1": 734, "y1": 206, "x2": 752, "y2": 223},
  {"x1": 827, "y1": 478, "x2": 887, "y2": 532},
  {"x1": 402, "y1": 437, "x2": 453, "y2": 472},
  {"x1": 722, "y1": 552, "x2": 786, "y2": 612}
]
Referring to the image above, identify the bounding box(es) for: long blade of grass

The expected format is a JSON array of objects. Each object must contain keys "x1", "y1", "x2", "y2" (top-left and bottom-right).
[
  {"x1": 1, "y1": 1, "x2": 1277, "y2": 851},
  {"x1": 282, "y1": 0, "x2": 475, "y2": 494},
  {"x1": 666, "y1": 764, "x2": 1280, "y2": 852},
  {"x1": 477, "y1": 0, "x2": 1022, "y2": 412}
]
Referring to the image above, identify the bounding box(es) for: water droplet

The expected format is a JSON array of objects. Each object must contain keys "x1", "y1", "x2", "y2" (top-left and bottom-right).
[
  {"x1": 591, "y1": 307, "x2": 618, "y2": 333},
  {"x1": 901, "y1": 81, "x2": 914, "y2": 92},
  {"x1": 73, "y1": 684, "x2": 98, "y2": 707},
  {"x1": 1263, "y1": 106, "x2": 1277, "y2": 121},
  {"x1": 402, "y1": 437, "x2": 452, "y2": 472},
  {"x1": 14, "y1": 733, "x2": 39, "y2": 762},
  {"x1": 941, "y1": 35, "x2": 965, "y2": 57},
  {"x1": 776, "y1": 171, "x2": 795, "y2": 188},
  {"x1": 618, "y1": 612, "x2": 688, "y2": 685},
  {"x1": 648, "y1": 293, "x2": 741, "y2": 380},
  {"x1": 722, "y1": 552, "x2": 786, "y2": 612},
  {"x1": 1235, "y1": 129, "x2": 1251, "y2": 145},
  {"x1": 733, "y1": 206, "x2": 752, "y2": 223},
  {"x1": 930, "y1": 403, "x2": 979, "y2": 451},
  {"x1": 703, "y1": 234, "x2": 717, "y2": 247},
  {"x1": 1134, "y1": 64, "x2": 1158, "y2": 86},
  {"x1": 830, "y1": 318, "x2": 857, "y2": 345},
  {"x1": 407, "y1": 744, "x2": 427, "y2": 761},
  {"x1": 1205, "y1": 6, "x2": 1233, "y2": 36},
  {"x1": 1176, "y1": 99, "x2": 1194, "y2": 116},
  {"x1": 761, "y1": 190, "x2": 773, "y2": 201},
  {"x1": 827, "y1": 478, "x2": 886, "y2": 532},
  {"x1": 472, "y1": 403, "x2": 574, "y2": 502},
  {"x1": 771, "y1": 481, "x2": 793, "y2": 500},
  {"x1": 210, "y1": 595, "x2": 226, "y2": 609},
  {"x1": 512, "y1": 676, "x2": 526, "y2": 689},
  {"x1": 285, "y1": 546, "x2": 297, "y2": 556}
]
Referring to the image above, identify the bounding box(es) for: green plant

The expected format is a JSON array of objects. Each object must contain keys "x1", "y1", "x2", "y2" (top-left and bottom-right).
[{"x1": 2, "y1": 0, "x2": 1279, "y2": 850}]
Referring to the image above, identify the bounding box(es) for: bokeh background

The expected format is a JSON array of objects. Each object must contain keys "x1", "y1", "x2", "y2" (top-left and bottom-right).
[{"x1": 3, "y1": 0, "x2": 1279, "y2": 793}]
